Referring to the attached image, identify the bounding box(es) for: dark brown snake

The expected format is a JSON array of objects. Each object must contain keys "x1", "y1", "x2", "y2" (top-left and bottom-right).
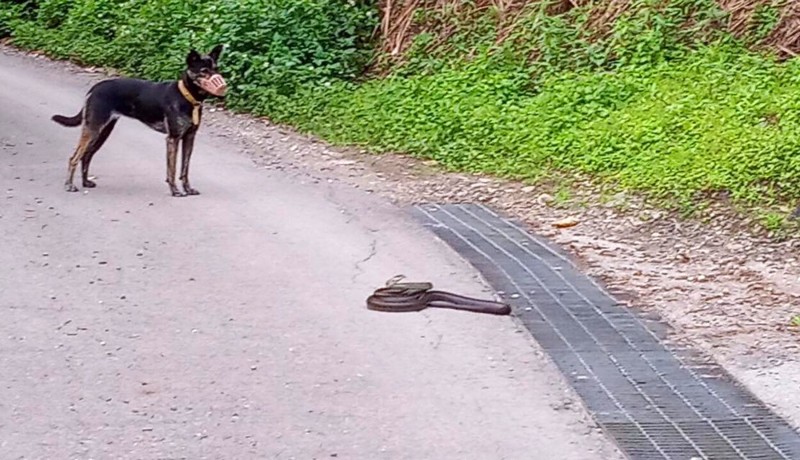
[{"x1": 366, "y1": 280, "x2": 511, "y2": 315}]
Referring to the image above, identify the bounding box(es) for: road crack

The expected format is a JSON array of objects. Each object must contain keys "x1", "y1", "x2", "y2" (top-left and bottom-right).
[{"x1": 352, "y1": 239, "x2": 377, "y2": 284}]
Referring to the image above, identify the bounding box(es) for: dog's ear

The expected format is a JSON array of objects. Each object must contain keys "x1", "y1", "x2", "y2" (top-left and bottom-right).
[
  {"x1": 186, "y1": 49, "x2": 202, "y2": 68},
  {"x1": 209, "y1": 44, "x2": 224, "y2": 64}
]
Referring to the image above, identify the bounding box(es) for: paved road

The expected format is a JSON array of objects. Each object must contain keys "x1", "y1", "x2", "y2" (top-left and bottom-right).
[{"x1": 0, "y1": 48, "x2": 620, "y2": 459}]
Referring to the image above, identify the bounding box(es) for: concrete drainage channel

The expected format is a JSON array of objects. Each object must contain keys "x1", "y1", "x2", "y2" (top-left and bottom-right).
[{"x1": 413, "y1": 203, "x2": 800, "y2": 460}]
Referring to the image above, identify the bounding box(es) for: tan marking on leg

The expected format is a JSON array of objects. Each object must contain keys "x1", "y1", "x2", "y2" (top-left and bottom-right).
[
  {"x1": 165, "y1": 137, "x2": 181, "y2": 196},
  {"x1": 65, "y1": 128, "x2": 93, "y2": 190}
]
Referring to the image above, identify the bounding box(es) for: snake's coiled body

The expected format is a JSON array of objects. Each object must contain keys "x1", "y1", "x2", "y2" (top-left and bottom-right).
[{"x1": 366, "y1": 281, "x2": 511, "y2": 315}]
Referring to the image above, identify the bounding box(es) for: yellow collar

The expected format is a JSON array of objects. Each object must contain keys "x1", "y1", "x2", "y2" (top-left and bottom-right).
[{"x1": 178, "y1": 80, "x2": 201, "y2": 125}]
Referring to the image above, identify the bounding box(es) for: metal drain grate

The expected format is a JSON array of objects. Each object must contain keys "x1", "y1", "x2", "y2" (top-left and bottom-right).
[{"x1": 413, "y1": 203, "x2": 800, "y2": 460}]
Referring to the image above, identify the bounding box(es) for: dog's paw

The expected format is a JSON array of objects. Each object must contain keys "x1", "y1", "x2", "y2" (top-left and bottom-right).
[
  {"x1": 184, "y1": 188, "x2": 200, "y2": 196},
  {"x1": 83, "y1": 180, "x2": 97, "y2": 188},
  {"x1": 168, "y1": 184, "x2": 185, "y2": 197},
  {"x1": 65, "y1": 183, "x2": 79, "y2": 192}
]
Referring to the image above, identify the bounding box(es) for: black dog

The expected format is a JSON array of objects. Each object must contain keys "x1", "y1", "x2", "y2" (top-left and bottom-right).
[{"x1": 52, "y1": 45, "x2": 227, "y2": 196}]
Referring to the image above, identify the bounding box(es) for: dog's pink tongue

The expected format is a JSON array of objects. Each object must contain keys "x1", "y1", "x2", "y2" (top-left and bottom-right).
[{"x1": 199, "y1": 75, "x2": 227, "y2": 97}]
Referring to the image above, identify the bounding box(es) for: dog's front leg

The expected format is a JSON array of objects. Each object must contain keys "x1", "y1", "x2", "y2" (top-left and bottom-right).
[
  {"x1": 180, "y1": 129, "x2": 199, "y2": 195},
  {"x1": 165, "y1": 136, "x2": 183, "y2": 197}
]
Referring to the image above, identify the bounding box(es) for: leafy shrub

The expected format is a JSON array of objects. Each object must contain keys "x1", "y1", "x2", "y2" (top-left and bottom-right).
[
  {"x1": 0, "y1": 0, "x2": 27, "y2": 37},
  {"x1": 0, "y1": 0, "x2": 378, "y2": 107}
]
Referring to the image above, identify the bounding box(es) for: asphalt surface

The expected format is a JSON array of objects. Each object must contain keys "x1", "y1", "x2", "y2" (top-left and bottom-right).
[{"x1": 0, "y1": 48, "x2": 621, "y2": 459}]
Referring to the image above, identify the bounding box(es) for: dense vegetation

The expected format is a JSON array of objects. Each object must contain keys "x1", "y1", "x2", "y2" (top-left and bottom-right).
[{"x1": 3, "y1": 0, "x2": 800, "y2": 224}]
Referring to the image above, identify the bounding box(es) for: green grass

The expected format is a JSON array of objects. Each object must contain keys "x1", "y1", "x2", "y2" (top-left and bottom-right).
[{"x1": 263, "y1": 46, "x2": 800, "y2": 211}]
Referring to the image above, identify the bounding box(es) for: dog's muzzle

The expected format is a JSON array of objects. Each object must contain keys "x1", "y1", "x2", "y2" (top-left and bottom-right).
[{"x1": 198, "y1": 74, "x2": 227, "y2": 97}]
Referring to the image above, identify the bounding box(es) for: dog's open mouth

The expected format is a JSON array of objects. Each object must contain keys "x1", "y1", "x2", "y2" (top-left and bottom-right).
[{"x1": 198, "y1": 74, "x2": 227, "y2": 97}]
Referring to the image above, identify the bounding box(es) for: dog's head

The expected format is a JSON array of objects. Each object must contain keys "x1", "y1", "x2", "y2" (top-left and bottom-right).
[{"x1": 186, "y1": 45, "x2": 227, "y2": 97}]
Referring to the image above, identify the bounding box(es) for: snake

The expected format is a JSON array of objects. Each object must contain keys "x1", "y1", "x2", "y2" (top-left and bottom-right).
[{"x1": 366, "y1": 277, "x2": 511, "y2": 315}]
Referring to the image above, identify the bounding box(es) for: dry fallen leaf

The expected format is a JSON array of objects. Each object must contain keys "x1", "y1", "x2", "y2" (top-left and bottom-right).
[{"x1": 552, "y1": 217, "x2": 580, "y2": 228}]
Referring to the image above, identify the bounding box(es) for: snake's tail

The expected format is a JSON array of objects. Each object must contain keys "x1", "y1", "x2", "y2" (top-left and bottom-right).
[{"x1": 427, "y1": 291, "x2": 511, "y2": 315}]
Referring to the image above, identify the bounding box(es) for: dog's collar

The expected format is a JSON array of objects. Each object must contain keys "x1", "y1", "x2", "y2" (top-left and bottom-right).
[{"x1": 178, "y1": 80, "x2": 201, "y2": 126}]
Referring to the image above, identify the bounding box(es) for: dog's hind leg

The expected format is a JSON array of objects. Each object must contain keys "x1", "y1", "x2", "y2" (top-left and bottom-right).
[
  {"x1": 179, "y1": 129, "x2": 199, "y2": 195},
  {"x1": 81, "y1": 119, "x2": 118, "y2": 188},
  {"x1": 165, "y1": 136, "x2": 183, "y2": 197},
  {"x1": 65, "y1": 126, "x2": 95, "y2": 192}
]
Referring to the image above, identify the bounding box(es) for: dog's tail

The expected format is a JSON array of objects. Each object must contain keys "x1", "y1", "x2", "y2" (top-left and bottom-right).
[{"x1": 52, "y1": 110, "x2": 83, "y2": 127}]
